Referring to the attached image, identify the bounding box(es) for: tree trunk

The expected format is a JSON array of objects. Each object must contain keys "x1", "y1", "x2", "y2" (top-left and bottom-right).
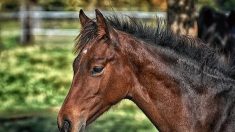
[{"x1": 167, "y1": 0, "x2": 197, "y2": 37}]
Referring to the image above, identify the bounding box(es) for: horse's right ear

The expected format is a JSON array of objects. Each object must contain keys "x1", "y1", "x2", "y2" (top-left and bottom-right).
[{"x1": 79, "y1": 9, "x2": 92, "y2": 27}]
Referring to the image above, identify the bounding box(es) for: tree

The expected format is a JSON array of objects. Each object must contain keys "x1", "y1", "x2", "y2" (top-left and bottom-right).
[
  {"x1": 167, "y1": 0, "x2": 198, "y2": 37},
  {"x1": 68, "y1": 0, "x2": 167, "y2": 11},
  {"x1": 0, "y1": 0, "x2": 19, "y2": 11}
]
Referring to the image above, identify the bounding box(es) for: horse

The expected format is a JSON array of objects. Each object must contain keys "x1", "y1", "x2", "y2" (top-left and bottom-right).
[
  {"x1": 58, "y1": 9, "x2": 235, "y2": 132},
  {"x1": 198, "y1": 6, "x2": 235, "y2": 68}
]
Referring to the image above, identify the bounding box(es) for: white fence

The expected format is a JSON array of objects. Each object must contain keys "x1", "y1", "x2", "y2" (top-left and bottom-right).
[
  {"x1": 0, "y1": 11, "x2": 166, "y2": 36},
  {"x1": 0, "y1": 11, "x2": 166, "y2": 19}
]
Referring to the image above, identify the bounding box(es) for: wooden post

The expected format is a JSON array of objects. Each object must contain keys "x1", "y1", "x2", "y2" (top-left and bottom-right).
[
  {"x1": 0, "y1": 22, "x2": 3, "y2": 50},
  {"x1": 167, "y1": 0, "x2": 198, "y2": 37},
  {"x1": 0, "y1": 4, "x2": 3, "y2": 49},
  {"x1": 20, "y1": 0, "x2": 34, "y2": 44}
]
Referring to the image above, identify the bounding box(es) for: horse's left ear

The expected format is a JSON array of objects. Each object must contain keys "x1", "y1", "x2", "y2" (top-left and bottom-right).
[
  {"x1": 79, "y1": 9, "x2": 93, "y2": 28},
  {"x1": 95, "y1": 9, "x2": 117, "y2": 41}
]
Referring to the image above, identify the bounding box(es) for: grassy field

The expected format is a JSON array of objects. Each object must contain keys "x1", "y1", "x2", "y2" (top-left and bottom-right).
[{"x1": 0, "y1": 32, "x2": 156, "y2": 131}]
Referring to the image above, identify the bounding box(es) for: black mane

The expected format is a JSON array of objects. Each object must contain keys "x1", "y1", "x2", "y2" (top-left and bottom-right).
[{"x1": 75, "y1": 14, "x2": 235, "y2": 79}]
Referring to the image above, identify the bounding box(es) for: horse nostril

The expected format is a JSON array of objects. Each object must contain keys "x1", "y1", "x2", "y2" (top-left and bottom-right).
[{"x1": 61, "y1": 119, "x2": 71, "y2": 132}]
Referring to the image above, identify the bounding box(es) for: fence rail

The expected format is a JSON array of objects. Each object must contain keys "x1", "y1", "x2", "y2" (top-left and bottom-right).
[
  {"x1": 0, "y1": 11, "x2": 166, "y2": 19},
  {"x1": 0, "y1": 11, "x2": 166, "y2": 36}
]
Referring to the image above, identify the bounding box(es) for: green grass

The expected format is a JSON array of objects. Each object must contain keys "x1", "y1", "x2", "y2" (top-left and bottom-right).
[
  {"x1": 0, "y1": 44, "x2": 74, "y2": 112},
  {"x1": 0, "y1": 39, "x2": 156, "y2": 131},
  {"x1": 88, "y1": 100, "x2": 157, "y2": 132}
]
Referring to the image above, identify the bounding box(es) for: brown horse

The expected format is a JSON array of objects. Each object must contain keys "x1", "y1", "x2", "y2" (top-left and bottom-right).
[{"x1": 58, "y1": 9, "x2": 235, "y2": 132}]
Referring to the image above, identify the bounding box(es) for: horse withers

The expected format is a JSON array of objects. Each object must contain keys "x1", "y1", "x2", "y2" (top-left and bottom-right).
[{"x1": 58, "y1": 9, "x2": 235, "y2": 132}]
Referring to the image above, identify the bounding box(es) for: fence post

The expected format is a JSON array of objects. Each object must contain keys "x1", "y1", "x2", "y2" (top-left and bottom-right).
[
  {"x1": 20, "y1": 0, "x2": 34, "y2": 45},
  {"x1": 0, "y1": 3, "x2": 3, "y2": 49},
  {"x1": 0, "y1": 22, "x2": 3, "y2": 50}
]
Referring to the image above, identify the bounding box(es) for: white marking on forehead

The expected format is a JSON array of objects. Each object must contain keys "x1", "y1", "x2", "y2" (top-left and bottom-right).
[{"x1": 83, "y1": 49, "x2": 88, "y2": 54}]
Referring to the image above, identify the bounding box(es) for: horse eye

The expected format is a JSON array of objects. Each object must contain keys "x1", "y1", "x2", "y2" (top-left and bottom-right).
[{"x1": 91, "y1": 66, "x2": 104, "y2": 76}]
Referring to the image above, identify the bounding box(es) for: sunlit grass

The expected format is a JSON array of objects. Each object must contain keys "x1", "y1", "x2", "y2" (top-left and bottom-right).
[
  {"x1": 88, "y1": 100, "x2": 157, "y2": 132},
  {"x1": 0, "y1": 44, "x2": 74, "y2": 112}
]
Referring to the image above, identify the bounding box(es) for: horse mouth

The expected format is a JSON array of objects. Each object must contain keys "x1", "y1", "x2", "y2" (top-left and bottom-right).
[{"x1": 59, "y1": 118, "x2": 86, "y2": 132}]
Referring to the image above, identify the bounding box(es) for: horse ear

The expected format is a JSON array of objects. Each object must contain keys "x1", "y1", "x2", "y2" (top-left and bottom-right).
[
  {"x1": 79, "y1": 9, "x2": 92, "y2": 27},
  {"x1": 95, "y1": 9, "x2": 110, "y2": 38},
  {"x1": 95, "y1": 9, "x2": 119, "y2": 45}
]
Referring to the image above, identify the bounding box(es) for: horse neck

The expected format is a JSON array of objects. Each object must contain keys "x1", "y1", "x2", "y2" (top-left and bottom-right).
[
  {"x1": 118, "y1": 32, "x2": 189, "y2": 131},
  {"x1": 117, "y1": 31, "x2": 235, "y2": 131}
]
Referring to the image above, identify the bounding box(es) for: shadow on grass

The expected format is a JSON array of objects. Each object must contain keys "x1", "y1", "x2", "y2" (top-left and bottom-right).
[
  {"x1": 0, "y1": 101, "x2": 157, "y2": 132},
  {"x1": 0, "y1": 116, "x2": 58, "y2": 132},
  {"x1": 0, "y1": 115, "x2": 155, "y2": 132}
]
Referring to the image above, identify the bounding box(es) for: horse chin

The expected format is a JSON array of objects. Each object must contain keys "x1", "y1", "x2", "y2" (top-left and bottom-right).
[
  {"x1": 86, "y1": 105, "x2": 112, "y2": 125},
  {"x1": 77, "y1": 121, "x2": 86, "y2": 132}
]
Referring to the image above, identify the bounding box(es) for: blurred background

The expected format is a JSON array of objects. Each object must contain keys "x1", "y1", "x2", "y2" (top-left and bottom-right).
[{"x1": 0, "y1": 0, "x2": 234, "y2": 132}]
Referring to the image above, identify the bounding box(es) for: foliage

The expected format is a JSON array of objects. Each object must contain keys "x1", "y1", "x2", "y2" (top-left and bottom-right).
[
  {"x1": 197, "y1": 0, "x2": 217, "y2": 9},
  {"x1": 198, "y1": 0, "x2": 235, "y2": 11},
  {"x1": 38, "y1": 0, "x2": 69, "y2": 11},
  {"x1": 0, "y1": 0, "x2": 167, "y2": 11},
  {"x1": 0, "y1": 0, "x2": 69, "y2": 11},
  {"x1": 216, "y1": 0, "x2": 235, "y2": 11},
  {"x1": 68, "y1": 0, "x2": 166, "y2": 11},
  {"x1": 0, "y1": 0, "x2": 19, "y2": 11},
  {"x1": 1, "y1": 0, "x2": 235, "y2": 12}
]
